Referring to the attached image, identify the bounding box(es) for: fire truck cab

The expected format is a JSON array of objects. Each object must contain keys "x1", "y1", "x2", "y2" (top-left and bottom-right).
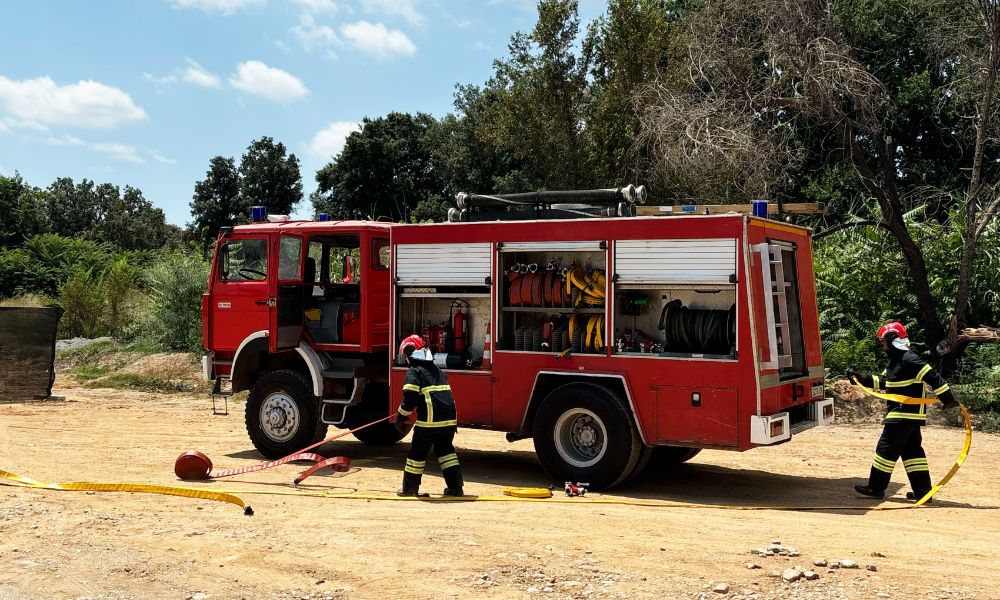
[{"x1": 202, "y1": 205, "x2": 834, "y2": 489}]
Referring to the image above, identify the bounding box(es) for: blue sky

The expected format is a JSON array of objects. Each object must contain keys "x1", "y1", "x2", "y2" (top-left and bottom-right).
[{"x1": 0, "y1": 0, "x2": 605, "y2": 226}]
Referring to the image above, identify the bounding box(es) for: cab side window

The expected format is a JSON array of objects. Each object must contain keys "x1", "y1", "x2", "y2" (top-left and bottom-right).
[
  {"x1": 278, "y1": 235, "x2": 303, "y2": 281},
  {"x1": 219, "y1": 238, "x2": 267, "y2": 281}
]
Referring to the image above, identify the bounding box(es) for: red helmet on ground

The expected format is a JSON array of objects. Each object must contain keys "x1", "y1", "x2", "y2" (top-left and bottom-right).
[
  {"x1": 398, "y1": 334, "x2": 432, "y2": 362},
  {"x1": 877, "y1": 321, "x2": 910, "y2": 350}
]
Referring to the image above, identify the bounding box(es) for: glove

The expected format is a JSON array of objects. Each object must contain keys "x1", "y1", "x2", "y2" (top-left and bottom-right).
[
  {"x1": 940, "y1": 397, "x2": 959, "y2": 411},
  {"x1": 845, "y1": 369, "x2": 872, "y2": 387},
  {"x1": 394, "y1": 418, "x2": 411, "y2": 434}
]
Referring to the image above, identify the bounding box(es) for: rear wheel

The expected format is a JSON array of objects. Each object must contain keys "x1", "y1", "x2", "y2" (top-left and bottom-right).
[
  {"x1": 532, "y1": 382, "x2": 641, "y2": 490},
  {"x1": 344, "y1": 383, "x2": 411, "y2": 445},
  {"x1": 246, "y1": 369, "x2": 328, "y2": 459}
]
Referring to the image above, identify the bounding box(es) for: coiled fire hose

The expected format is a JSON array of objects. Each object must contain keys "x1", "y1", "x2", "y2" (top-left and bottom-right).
[
  {"x1": 851, "y1": 378, "x2": 972, "y2": 506},
  {"x1": 658, "y1": 300, "x2": 736, "y2": 355},
  {"x1": 566, "y1": 266, "x2": 605, "y2": 307}
]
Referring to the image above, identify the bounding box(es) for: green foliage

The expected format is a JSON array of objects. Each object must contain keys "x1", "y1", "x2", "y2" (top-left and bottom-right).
[
  {"x1": 239, "y1": 136, "x2": 303, "y2": 217},
  {"x1": 135, "y1": 253, "x2": 210, "y2": 352},
  {"x1": 189, "y1": 156, "x2": 241, "y2": 246},
  {"x1": 312, "y1": 112, "x2": 444, "y2": 222},
  {"x1": 82, "y1": 372, "x2": 192, "y2": 393},
  {"x1": 58, "y1": 271, "x2": 108, "y2": 338},
  {"x1": 188, "y1": 137, "x2": 303, "y2": 246}
]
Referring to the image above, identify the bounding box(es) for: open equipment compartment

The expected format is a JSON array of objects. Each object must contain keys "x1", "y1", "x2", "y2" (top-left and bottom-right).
[
  {"x1": 496, "y1": 241, "x2": 607, "y2": 354},
  {"x1": 394, "y1": 242, "x2": 491, "y2": 369},
  {"x1": 612, "y1": 237, "x2": 738, "y2": 359}
]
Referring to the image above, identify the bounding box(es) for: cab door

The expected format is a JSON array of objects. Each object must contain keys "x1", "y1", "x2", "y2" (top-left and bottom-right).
[
  {"x1": 269, "y1": 234, "x2": 305, "y2": 353},
  {"x1": 211, "y1": 234, "x2": 270, "y2": 351}
]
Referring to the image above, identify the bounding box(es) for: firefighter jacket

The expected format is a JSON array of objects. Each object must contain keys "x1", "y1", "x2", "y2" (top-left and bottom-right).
[
  {"x1": 398, "y1": 360, "x2": 458, "y2": 428},
  {"x1": 868, "y1": 350, "x2": 954, "y2": 424}
]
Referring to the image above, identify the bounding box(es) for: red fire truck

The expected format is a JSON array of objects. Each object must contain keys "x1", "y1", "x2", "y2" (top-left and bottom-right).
[{"x1": 201, "y1": 192, "x2": 833, "y2": 489}]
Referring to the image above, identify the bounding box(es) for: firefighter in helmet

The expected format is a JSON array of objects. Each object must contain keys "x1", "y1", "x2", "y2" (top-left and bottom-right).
[
  {"x1": 847, "y1": 321, "x2": 958, "y2": 500},
  {"x1": 391, "y1": 334, "x2": 464, "y2": 497}
]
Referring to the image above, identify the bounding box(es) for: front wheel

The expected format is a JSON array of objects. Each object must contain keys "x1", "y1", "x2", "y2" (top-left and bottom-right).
[
  {"x1": 245, "y1": 370, "x2": 328, "y2": 459},
  {"x1": 532, "y1": 382, "x2": 642, "y2": 490}
]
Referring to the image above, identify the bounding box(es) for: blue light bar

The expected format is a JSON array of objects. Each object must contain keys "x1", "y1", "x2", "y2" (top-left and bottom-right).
[{"x1": 250, "y1": 206, "x2": 266, "y2": 222}]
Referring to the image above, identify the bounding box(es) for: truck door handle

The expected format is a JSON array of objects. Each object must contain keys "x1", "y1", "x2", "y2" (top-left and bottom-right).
[{"x1": 255, "y1": 299, "x2": 269, "y2": 306}]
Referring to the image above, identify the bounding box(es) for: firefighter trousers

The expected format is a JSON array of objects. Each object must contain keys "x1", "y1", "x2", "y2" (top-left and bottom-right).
[
  {"x1": 866, "y1": 421, "x2": 932, "y2": 494},
  {"x1": 401, "y1": 426, "x2": 463, "y2": 493}
]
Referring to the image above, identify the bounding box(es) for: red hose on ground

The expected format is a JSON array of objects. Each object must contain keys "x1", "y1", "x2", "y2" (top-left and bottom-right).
[{"x1": 174, "y1": 416, "x2": 391, "y2": 484}]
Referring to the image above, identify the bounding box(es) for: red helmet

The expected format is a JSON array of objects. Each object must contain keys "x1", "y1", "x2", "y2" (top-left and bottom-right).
[
  {"x1": 398, "y1": 334, "x2": 432, "y2": 362},
  {"x1": 877, "y1": 322, "x2": 909, "y2": 349}
]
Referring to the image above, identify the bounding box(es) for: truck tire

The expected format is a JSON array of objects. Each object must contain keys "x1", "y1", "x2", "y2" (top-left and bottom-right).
[
  {"x1": 245, "y1": 369, "x2": 328, "y2": 459},
  {"x1": 650, "y1": 446, "x2": 701, "y2": 467},
  {"x1": 344, "y1": 383, "x2": 411, "y2": 445},
  {"x1": 532, "y1": 382, "x2": 642, "y2": 490}
]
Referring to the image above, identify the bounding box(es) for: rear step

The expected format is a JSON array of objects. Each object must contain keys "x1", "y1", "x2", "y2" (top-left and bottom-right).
[
  {"x1": 320, "y1": 368, "x2": 366, "y2": 426},
  {"x1": 211, "y1": 377, "x2": 231, "y2": 416}
]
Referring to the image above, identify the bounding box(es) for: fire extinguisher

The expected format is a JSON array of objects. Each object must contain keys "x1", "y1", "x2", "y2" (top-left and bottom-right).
[
  {"x1": 430, "y1": 323, "x2": 448, "y2": 354},
  {"x1": 451, "y1": 300, "x2": 468, "y2": 355}
]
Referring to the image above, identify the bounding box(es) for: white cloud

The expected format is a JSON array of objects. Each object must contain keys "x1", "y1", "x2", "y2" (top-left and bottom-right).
[
  {"x1": 291, "y1": 14, "x2": 340, "y2": 57},
  {"x1": 45, "y1": 134, "x2": 86, "y2": 146},
  {"x1": 171, "y1": 0, "x2": 264, "y2": 15},
  {"x1": 308, "y1": 121, "x2": 360, "y2": 158},
  {"x1": 361, "y1": 0, "x2": 424, "y2": 26},
  {"x1": 43, "y1": 135, "x2": 146, "y2": 163},
  {"x1": 145, "y1": 58, "x2": 221, "y2": 88},
  {"x1": 291, "y1": 0, "x2": 338, "y2": 14},
  {"x1": 229, "y1": 61, "x2": 309, "y2": 102},
  {"x1": 92, "y1": 142, "x2": 145, "y2": 164},
  {"x1": 340, "y1": 21, "x2": 416, "y2": 59},
  {"x1": 0, "y1": 121, "x2": 10, "y2": 134},
  {"x1": 0, "y1": 76, "x2": 147, "y2": 129},
  {"x1": 151, "y1": 151, "x2": 177, "y2": 164},
  {"x1": 2, "y1": 117, "x2": 49, "y2": 132},
  {"x1": 182, "y1": 59, "x2": 221, "y2": 87}
]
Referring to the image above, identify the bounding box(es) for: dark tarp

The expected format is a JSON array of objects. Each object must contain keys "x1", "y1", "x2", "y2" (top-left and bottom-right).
[{"x1": 0, "y1": 306, "x2": 63, "y2": 402}]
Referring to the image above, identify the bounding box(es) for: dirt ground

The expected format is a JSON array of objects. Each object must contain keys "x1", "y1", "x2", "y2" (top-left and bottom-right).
[{"x1": 1, "y1": 385, "x2": 998, "y2": 600}]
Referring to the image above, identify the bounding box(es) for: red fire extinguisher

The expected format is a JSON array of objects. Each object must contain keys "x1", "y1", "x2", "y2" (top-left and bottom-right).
[
  {"x1": 430, "y1": 324, "x2": 448, "y2": 354},
  {"x1": 451, "y1": 305, "x2": 469, "y2": 354}
]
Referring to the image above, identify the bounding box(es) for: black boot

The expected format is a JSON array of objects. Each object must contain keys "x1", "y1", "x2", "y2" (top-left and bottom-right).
[
  {"x1": 854, "y1": 484, "x2": 885, "y2": 499},
  {"x1": 906, "y1": 490, "x2": 933, "y2": 503},
  {"x1": 397, "y1": 472, "x2": 428, "y2": 497},
  {"x1": 442, "y1": 465, "x2": 464, "y2": 497}
]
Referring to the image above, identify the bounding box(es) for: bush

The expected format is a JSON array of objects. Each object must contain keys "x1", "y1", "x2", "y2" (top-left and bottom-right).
[
  {"x1": 58, "y1": 270, "x2": 106, "y2": 338},
  {"x1": 134, "y1": 253, "x2": 210, "y2": 352}
]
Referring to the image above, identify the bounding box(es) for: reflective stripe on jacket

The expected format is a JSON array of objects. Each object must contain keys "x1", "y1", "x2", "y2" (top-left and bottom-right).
[
  {"x1": 872, "y1": 351, "x2": 953, "y2": 424},
  {"x1": 398, "y1": 361, "x2": 458, "y2": 428}
]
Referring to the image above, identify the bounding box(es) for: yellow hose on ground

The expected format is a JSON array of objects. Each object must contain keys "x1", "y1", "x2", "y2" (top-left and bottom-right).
[{"x1": 852, "y1": 379, "x2": 972, "y2": 507}]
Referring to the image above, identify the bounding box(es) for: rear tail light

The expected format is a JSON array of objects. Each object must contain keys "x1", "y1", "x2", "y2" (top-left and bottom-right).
[{"x1": 823, "y1": 403, "x2": 834, "y2": 420}]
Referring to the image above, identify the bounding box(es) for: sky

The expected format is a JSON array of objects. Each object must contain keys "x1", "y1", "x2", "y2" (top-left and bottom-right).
[{"x1": 0, "y1": 0, "x2": 605, "y2": 226}]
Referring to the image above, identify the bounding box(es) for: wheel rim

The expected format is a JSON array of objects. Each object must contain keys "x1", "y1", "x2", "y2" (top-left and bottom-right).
[
  {"x1": 259, "y1": 392, "x2": 300, "y2": 443},
  {"x1": 553, "y1": 408, "x2": 607, "y2": 468}
]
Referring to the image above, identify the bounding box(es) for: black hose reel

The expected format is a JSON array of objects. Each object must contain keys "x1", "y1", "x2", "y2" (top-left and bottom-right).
[{"x1": 657, "y1": 299, "x2": 736, "y2": 356}]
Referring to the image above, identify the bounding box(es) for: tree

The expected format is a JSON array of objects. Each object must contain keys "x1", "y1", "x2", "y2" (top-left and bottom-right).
[
  {"x1": 0, "y1": 174, "x2": 47, "y2": 247},
  {"x1": 312, "y1": 112, "x2": 444, "y2": 222},
  {"x1": 584, "y1": 0, "x2": 678, "y2": 186},
  {"x1": 45, "y1": 177, "x2": 99, "y2": 239},
  {"x1": 638, "y1": 0, "x2": 1000, "y2": 365},
  {"x1": 99, "y1": 185, "x2": 171, "y2": 250},
  {"x1": 239, "y1": 136, "x2": 303, "y2": 217},
  {"x1": 478, "y1": 0, "x2": 594, "y2": 189},
  {"x1": 189, "y1": 156, "x2": 241, "y2": 245}
]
